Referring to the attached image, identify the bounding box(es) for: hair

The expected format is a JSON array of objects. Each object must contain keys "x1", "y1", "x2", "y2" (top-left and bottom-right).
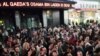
[
  {"x1": 10, "y1": 51, "x2": 15, "y2": 56},
  {"x1": 86, "y1": 46, "x2": 93, "y2": 55},
  {"x1": 95, "y1": 47, "x2": 100, "y2": 54}
]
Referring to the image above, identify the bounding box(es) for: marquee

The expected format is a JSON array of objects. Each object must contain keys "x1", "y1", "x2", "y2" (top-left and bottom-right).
[{"x1": 0, "y1": 2, "x2": 75, "y2": 8}]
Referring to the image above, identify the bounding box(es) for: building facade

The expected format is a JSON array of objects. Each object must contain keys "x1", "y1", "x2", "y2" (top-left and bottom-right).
[
  {"x1": 0, "y1": 0, "x2": 76, "y2": 29},
  {"x1": 64, "y1": 0, "x2": 100, "y2": 25}
]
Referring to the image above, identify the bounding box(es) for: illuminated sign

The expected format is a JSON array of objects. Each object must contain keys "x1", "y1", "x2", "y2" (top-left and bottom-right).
[
  {"x1": 0, "y1": 2, "x2": 73, "y2": 8},
  {"x1": 0, "y1": 21, "x2": 3, "y2": 23}
]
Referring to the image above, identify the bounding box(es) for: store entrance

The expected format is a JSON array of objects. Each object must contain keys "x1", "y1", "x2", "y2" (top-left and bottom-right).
[
  {"x1": 20, "y1": 8, "x2": 43, "y2": 29},
  {"x1": 43, "y1": 10, "x2": 60, "y2": 27},
  {"x1": 21, "y1": 15, "x2": 40, "y2": 29}
]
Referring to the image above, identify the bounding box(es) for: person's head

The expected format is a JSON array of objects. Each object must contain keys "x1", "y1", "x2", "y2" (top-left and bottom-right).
[
  {"x1": 66, "y1": 46, "x2": 73, "y2": 53},
  {"x1": 8, "y1": 36, "x2": 13, "y2": 41},
  {"x1": 79, "y1": 35, "x2": 83, "y2": 40},
  {"x1": 85, "y1": 36, "x2": 90, "y2": 43},
  {"x1": 52, "y1": 44, "x2": 58, "y2": 51},
  {"x1": 86, "y1": 46, "x2": 93, "y2": 55},
  {"x1": 77, "y1": 48, "x2": 83, "y2": 56},
  {"x1": 57, "y1": 40, "x2": 62, "y2": 47},
  {"x1": 67, "y1": 53, "x2": 73, "y2": 56},
  {"x1": 27, "y1": 47, "x2": 36, "y2": 56},
  {"x1": 50, "y1": 38, "x2": 56, "y2": 44},
  {"x1": 22, "y1": 41, "x2": 30, "y2": 50},
  {"x1": 40, "y1": 47, "x2": 47, "y2": 56},
  {"x1": 51, "y1": 51, "x2": 58, "y2": 56},
  {"x1": 94, "y1": 47, "x2": 100, "y2": 56},
  {"x1": 7, "y1": 48, "x2": 15, "y2": 56},
  {"x1": 3, "y1": 48, "x2": 8, "y2": 53},
  {"x1": 10, "y1": 51, "x2": 15, "y2": 56},
  {"x1": 33, "y1": 31, "x2": 38, "y2": 36},
  {"x1": 15, "y1": 47, "x2": 20, "y2": 53}
]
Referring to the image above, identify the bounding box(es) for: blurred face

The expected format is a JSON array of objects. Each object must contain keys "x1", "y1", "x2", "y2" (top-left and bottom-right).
[
  {"x1": 40, "y1": 48, "x2": 47, "y2": 55},
  {"x1": 15, "y1": 47, "x2": 20, "y2": 53},
  {"x1": 67, "y1": 48, "x2": 72, "y2": 53},
  {"x1": 52, "y1": 52, "x2": 58, "y2": 56},
  {"x1": 85, "y1": 36, "x2": 89, "y2": 43},
  {"x1": 52, "y1": 45, "x2": 58, "y2": 52},
  {"x1": 50, "y1": 38, "x2": 55, "y2": 44},
  {"x1": 77, "y1": 51, "x2": 83, "y2": 56},
  {"x1": 33, "y1": 31, "x2": 37, "y2": 36},
  {"x1": 67, "y1": 53, "x2": 72, "y2": 56},
  {"x1": 23, "y1": 42, "x2": 30, "y2": 50},
  {"x1": 80, "y1": 41, "x2": 84, "y2": 46},
  {"x1": 76, "y1": 41, "x2": 79, "y2": 45},
  {"x1": 74, "y1": 31, "x2": 78, "y2": 35},
  {"x1": 49, "y1": 44, "x2": 53, "y2": 50},
  {"x1": 57, "y1": 42, "x2": 62, "y2": 47},
  {"x1": 79, "y1": 36, "x2": 83, "y2": 40},
  {"x1": 3, "y1": 48, "x2": 8, "y2": 53},
  {"x1": 8, "y1": 37, "x2": 13, "y2": 42}
]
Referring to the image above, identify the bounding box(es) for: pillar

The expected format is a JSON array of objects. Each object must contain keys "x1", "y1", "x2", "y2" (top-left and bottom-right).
[
  {"x1": 43, "y1": 11, "x2": 47, "y2": 27},
  {"x1": 15, "y1": 11, "x2": 21, "y2": 28},
  {"x1": 64, "y1": 10, "x2": 69, "y2": 25}
]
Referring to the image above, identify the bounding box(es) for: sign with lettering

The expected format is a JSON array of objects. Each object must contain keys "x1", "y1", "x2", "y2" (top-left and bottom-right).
[
  {"x1": 0, "y1": 0, "x2": 75, "y2": 2},
  {"x1": 0, "y1": 2, "x2": 74, "y2": 8}
]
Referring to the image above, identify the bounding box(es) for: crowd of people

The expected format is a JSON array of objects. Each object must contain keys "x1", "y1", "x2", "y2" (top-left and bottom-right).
[{"x1": 0, "y1": 22, "x2": 100, "y2": 56}]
